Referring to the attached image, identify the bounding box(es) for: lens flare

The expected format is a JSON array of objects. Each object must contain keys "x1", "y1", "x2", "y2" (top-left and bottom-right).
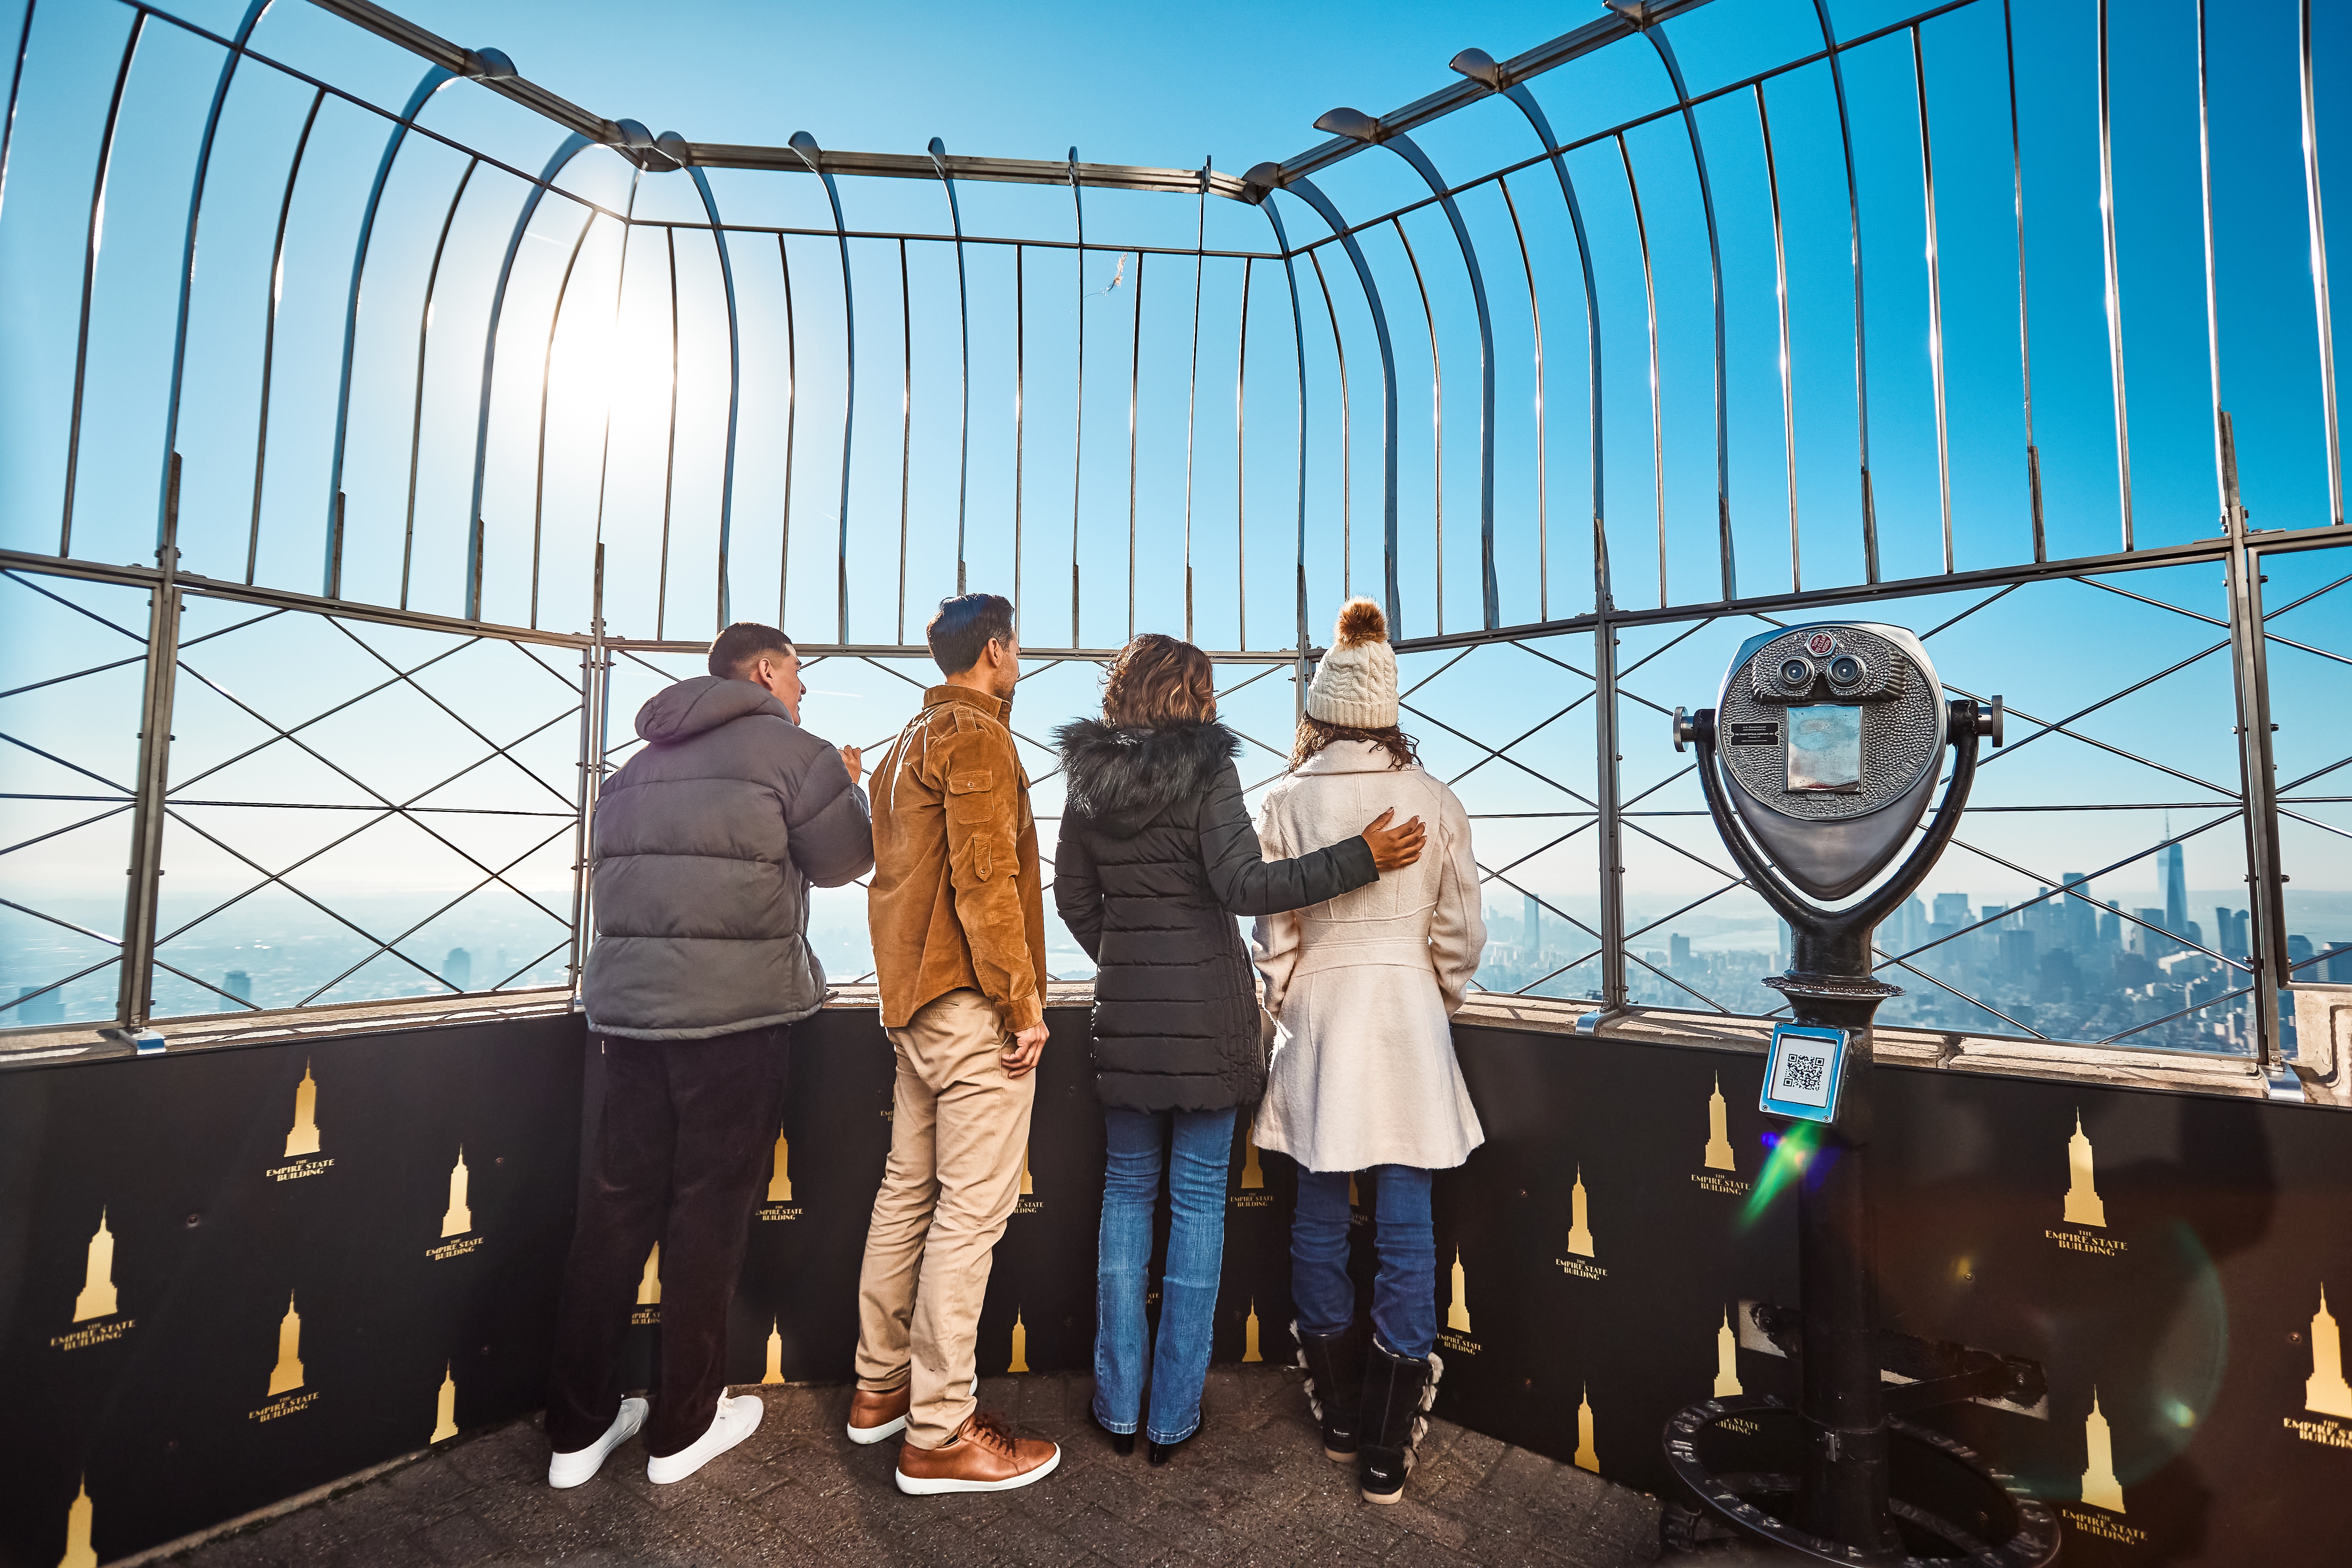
[{"x1": 1739, "y1": 1122, "x2": 1822, "y2": 1231}]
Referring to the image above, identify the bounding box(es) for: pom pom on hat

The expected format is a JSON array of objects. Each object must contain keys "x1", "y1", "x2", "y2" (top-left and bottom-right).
[{"x1": 1308, "y1": 597, "x2": 1399, "y2": 729}]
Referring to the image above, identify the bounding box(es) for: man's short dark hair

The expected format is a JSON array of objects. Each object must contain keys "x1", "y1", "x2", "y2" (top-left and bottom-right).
[
  {"x1": 709, "y1": 622, "x2": 793, "y2": 680},
  {"x1": 925, "y1": 594, "x2": 1014, "y2": 676}
]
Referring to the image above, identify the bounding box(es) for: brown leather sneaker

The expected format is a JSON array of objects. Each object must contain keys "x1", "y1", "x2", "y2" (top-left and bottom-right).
[
  {"x1": 894, "y1": 1410, "x2": 1061, "y2": 1494},
  {"x1": 847, "y1": 1384, "x2": 911, "y2": 1446}
]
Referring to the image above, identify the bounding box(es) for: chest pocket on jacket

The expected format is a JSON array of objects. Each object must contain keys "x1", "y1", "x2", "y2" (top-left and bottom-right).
[{"x1": 947, "y1": 771, "x2": 992, "y2": 819}]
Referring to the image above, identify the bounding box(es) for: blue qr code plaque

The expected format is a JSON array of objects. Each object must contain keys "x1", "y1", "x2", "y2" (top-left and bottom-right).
[{"x1": 1759, "y1": 1023, "x2": 1849, "y2": 1123}]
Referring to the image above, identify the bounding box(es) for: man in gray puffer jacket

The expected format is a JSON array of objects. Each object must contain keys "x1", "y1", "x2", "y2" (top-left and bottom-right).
[{"x1": 545, "y1": 622, "x2": 872, "y2": 1490}]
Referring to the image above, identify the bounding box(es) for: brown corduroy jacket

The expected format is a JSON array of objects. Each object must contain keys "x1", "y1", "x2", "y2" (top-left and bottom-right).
[{"x1": 866, "y1": 684, "x2": 1047, "y2": 1032}]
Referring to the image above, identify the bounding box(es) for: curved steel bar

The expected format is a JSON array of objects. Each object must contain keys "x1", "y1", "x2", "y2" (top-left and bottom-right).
[
  {"x1": 897, "y1": 236, "x2": 912, "y2": 641},
  {"x1": 1393, "y1": 217, "x2": 1446, "y2": 631},
  {"x1": 1913, "y1": 26, "x2": 1953, "y2": 573},
  {"x1": 1307, "y1": 250, "x2": 1354, "y2": 600},
  {"x1": 1641, "y1": 22, "x2": 1734, "y2": 599},
  {"x1": 399, "y1": 157, "x2": 481, "y2": 610},
  {"x1": 529, "y1": 206, "x2": 600, "y2": 628},
  {"x1": 1752, "y1": 84, "x2": 1800, "y2": 593},
  {"x1": 1497, "y1": 82, "x2": 1608, "y2": 612},
  {"x1": 1809, "y1": 0, "x2": 1877, "y2": 582},
  {"x1": 588, "y1": 171, "x2": 643, "y2": 561},
  {"x1": 2005, "y1": 0, "x2": 2044, "y2": 559},
  {"x1": 325, "y1": 62, "x2": 460, "y2": 596},
  {"x1": 1284, "y1": 176, "x2": 1401, "y2": 632},
  {"x1": 1256, "y1": 197, "x2": 1312, "y2": 662},
  {"x1": 1184, "y1": 162, "x2": 1208, "y2": 641},
  {"x1": 1237, "y1": 254, "x2": 1251, "y2": 647},
  {"x1": 466, "y1": 132, "x2": 595, "y2": 618},
  {"x1": 1496, "y1": 178, "x2": 1547, "y2": 617},
  {"x1": 1380, "y1": 131, "x2": 1499, "y2": 627},
  {"x1": 247, "y1": 86, "x2": 329, "y2": 586},
  {"x1": 2302, "y1": 0, "x2": 2341, "y2": 526},
  {"x1": 790, "y1": 132, "x2": 855, "y2": 641},
  {"x1": 653, "y1": 226, "x2": 681, "y2": 639},
  {"x1": 2197, "y1": 0, "x2": 2223, "y2": 521},
  {"x1": 773, "y1": 231, "x2": 798, "y2": 621},
  {"x1": 683, "y1": 159, "x2": 743, "y2": 627},
  {"x1": 157, "y1": 0, "x2": 273, "y2": 558},
  {"x1": 1614, "y1": 134, "x2": 1667, "y2": 607},
  {"x1": 928, "y1": 138, "x2": 970, "y2": 593},
  {"x1": 59, "y1": 13, "x2": 146, "y2": 557},
  {"x1": 1069, "y1": 147, "x2": 1084, "y2": 645},
  {"x1": 2096, "y1": 0, "x2": 2135, "y2": 548},
  {"x1": 0, "y1": 0, "x2": 38, "y2": 218}
]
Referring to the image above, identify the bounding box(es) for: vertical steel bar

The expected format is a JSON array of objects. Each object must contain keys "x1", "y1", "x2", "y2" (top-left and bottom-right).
[
  {"x1": 2220, "y1": 414, "x2": 2287, "y2": 1070},
  {"x1": 326, "y1": 64, "x2": 458, "y2": 595},
  {"x1": 1185, "y1": 165, "x2": 1208, "y2": 643},
  {"x1": 684, "y1": 165, "x2": 744, "y2": 630},
  {"x1": 928, "y1": 141, "x2": 971, "y2": 594},
  {"x1": 1308, "y1": 250, "x2": 1353, "y2": 601},
  {"x1": 571, "y1": 541, "x2": 609, "y2": 998},
  {"x1": 1237, "y1": 255, "x2": 1251, "y2": 649},
  {"x1": 1644, "y1": 25, "x2": 1736, "y2": 600},
  {"x1": 401, "y1": 159, "x2": 479, "y2": 610},
  {"x1": 531, "y1": 209, "x2": 599, "y2": 629},
  {"x1": 1497, "y1": 178, "x2": 1548, "y2": 619},
  {"x1": 589, "y1": 173, "x2": 645, "y2": 575},
  {"x1": 775, "y1": 232, "x2": 799, "y2": 623},
  {"x1": 1595, "y1": 609, "x2": 1625, "y2": 1011},
  {"x1": 1128, "y1": 250, "x2": 1143, "y2": 639},
  {"x1": 1286, "y1": 177, "x2": 1400, "y2": 632},
  {"x1": 1809, "y1": 0, "x2": 1878, "y2": 582},
  {"x1": 1755, "y1": 84, "x2": 1801, "y2": 594},
  {"x1": 2198, "y1": 0, "x2": 2226, "y2": 524},
  {"x1": 1015, "y1": 244, "x2": 1025, "y2": 618},
  {"x1": 2301, "y1": 0, "x2": 2342, "y2": 526},
  {"x1": 1914, "y1": 27, "x2": 1954, "y2": 574},
  {"x1": 58, "y1": 16, "x2": 145, "y2": 557},
  {"x1": 157, "y1": 0, "x2": 270, "y2": 561},
  {"x1": 1255, "y1": 197, "x2": 1311, "y2": 672},
  {"x1": 2005, "y1": 0, "x2": 2045, "y2": 560},
  {"x1": 1393, "y1": 217, "x2": 1445, "y2": 632},
  {"x1": 0, "y1": 0, "x2": 39, "y2": 221},
  {"x1": 2097, "y1": 0, "x2": 2136, "y2": 549},
  {"x1": 789, "y1": 133, "x2": 855, "y2": 642},
  {"x1": 117, "y1": 453, "x2": 183, "y2": 1030},
  {"x1": 897, "y1": 237, "x2": 912, "y2": 642},
  {"x1": 1615, "y1": 134, "x2": 1668, "y2": 608},
  {"x1": 1070, "y1": 150, "x2": 1085, "y2": 646},
  {"x1": 654, "y1": 227, "x2": 682, "y2": 640},
  {"x1": 247, "y1": 89, "x2": 328, "y2": 586},
  {"x1": 472, "y1": 134, "x2": 596, "y2": 620}
]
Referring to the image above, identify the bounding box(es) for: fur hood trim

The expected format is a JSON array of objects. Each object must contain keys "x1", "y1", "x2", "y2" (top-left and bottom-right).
[{"x1": 1053, "y1": 718, "x2": 1240, "y2": 838}]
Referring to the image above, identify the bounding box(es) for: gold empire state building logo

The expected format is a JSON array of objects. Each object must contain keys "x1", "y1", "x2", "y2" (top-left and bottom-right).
[
  {"x1": 431, "y1": 1364, "x2": 458, "y2": 1443},
  {"x1": 1240, "y1": 1130, "x2": 1265, "y2": 1190},
  {"x1": 1714, "y1": 1308, "x2": 1743, "y2": 1397},
  {"x1": 632, "y1": 1244, "x2": 661, "y2": 1324},
  {"x1": 1447, "y1": 1248, "x2": 1471, "y2": 1332},
  {"x1": 769, "y1": 1131, "x2": 792, "y2": 1202},
  {"x1": 2079, "y1": 1387, "x2": 2125, "y2": 1512},
  {"x1": 1243, "y1": 1300, "x2": 1263, "y2": 1363},
  {"x1": 1705, "y1": 1075, "x2": 1736, "y2": 1171},
  {"x1": 1574, "y1": 1386, "x2": 1599, "y2": 1473},
  {"x1": 2307, "y1": 1287, "x2": 2352, "y2": 1418},
  {"x1": 74, "y1": 1210, "x2": 119, "y2": 1322},
  {"x1": 2064, "y1": 1112, "x2": 2105, "y2": 1227},
  {"x1": 763, "y1": 1318, "x2": 785, "y2": 1385},
  {"x1": 1008, "y1": 1308, "x2": 1029, "y2": 1374},
  {"x1": 1567, "y1": 1168, "x2": 1594, "y2": 1257},
  {"x1": 441, "y1": 1150, "x2": 472, "y2": 1237},
  {"x1": 285, "y1": 1062, "x2": 322, "y2": 1157},
  {"x1": 268, "y1": 1293, "x2": 306, "y2": 1395},
  {"x1": 57, "y1": 1476, "x2": 97, "y2": 1568}
]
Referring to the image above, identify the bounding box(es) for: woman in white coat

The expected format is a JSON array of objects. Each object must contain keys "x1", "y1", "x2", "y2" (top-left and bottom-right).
[{"x1": 1250, "y1": 597, "x2": 1485, "y2": 1506}]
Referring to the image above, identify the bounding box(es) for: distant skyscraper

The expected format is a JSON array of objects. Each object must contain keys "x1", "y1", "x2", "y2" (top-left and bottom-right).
[
  {"x1": 443, "y1": 948, "x2": 472, "y2": 991},
  {"x1": 2061, "y1": 875, "x2": 2094, "y2": 952},
  {"x1": 1890, "y1": 896, "x2": 1926, "y2": 954},
  {"x1": 2161, "y1": 840, "x2": 2188, "y2": 937},
  {"x1": 1932, "y1": 892, "x2": 1972, "y2": 929},
  {"x1": 1524, "y1": 892, "x2": 1540, "y2": 962},
  {"x1": 1670, "y1": 934, "x2": 1691, "y2": 971},
  {"x1": 2289, "y1": 934, "x2": 2315, "y2": 978},
  {"x1": 2099, "y1": 901, "x2": 2122, "y2": 948},
  {"x1": 15, "y1": 985, "x2": 63, "y2": 1026},
  {"x1": 225, "y1": 970, "x2": 252, "y2": 1002},
  {"x1": 2215, "y1": 909, "x2": 2249, "y2": 962},
  {"x1": 2327, "y1": 944, "x2": 2352, "y2": 984}
]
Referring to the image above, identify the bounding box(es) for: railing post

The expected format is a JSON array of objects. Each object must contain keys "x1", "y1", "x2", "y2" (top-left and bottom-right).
[
  {"x1": 569, "y1": 542, "x2": 610, "y2": 1005},
  {"x1": 2219, "y1": 412, "x2": 2288, "y2": 1071},
  {"x1": 1595, "y1": 606, "x2": 1626, "y2": 1011},
  {"x1": 117, "y1": 453, "x2": 185, "y2": 1032}
]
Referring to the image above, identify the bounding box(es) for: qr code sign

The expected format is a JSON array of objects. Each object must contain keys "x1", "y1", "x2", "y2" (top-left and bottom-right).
[{"x1": 1781, "y1": 1053, "x2": 1826, "y2": 1094}]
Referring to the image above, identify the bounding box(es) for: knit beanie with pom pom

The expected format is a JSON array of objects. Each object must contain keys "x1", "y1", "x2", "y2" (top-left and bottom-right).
[{"x1": 1306, "y1": 597, "x2": 1398, "y2": 728}]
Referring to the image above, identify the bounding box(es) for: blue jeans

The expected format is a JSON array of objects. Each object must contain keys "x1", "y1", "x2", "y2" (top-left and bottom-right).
[
  {"x1": 1093, "y1": 1106, "x2": 1237, "y2": 1444},
  {"x1": 1292, "y1": 1165, "x2": 1436, "y2": 1360}
]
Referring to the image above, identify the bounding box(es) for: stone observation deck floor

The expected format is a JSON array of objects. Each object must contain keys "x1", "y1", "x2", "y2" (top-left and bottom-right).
[{"x1": 159, "y1": 1366, "x2": 1666, "y2": 1568}]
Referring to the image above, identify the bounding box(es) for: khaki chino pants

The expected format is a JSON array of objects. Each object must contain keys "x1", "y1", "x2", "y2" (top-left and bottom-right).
[{"x1": 853, "y1": 987, "x2": 1037, "y2": 1448}]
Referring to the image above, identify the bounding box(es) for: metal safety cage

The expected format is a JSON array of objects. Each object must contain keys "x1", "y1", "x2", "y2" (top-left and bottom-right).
[{"x1": 1, "y1": 0, "x2": 2343, "y2": 1074}]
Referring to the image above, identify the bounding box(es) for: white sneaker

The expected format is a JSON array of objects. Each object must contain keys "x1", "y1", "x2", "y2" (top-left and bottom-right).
[
  {"x1": 646, "y1": 1394, "x2": 763, "y2": 1484},
  {"x1": 547, "y1": 1397, "x2": 647, "y2": 1489}
]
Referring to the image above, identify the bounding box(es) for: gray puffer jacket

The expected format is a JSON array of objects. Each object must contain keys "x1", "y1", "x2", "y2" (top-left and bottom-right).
[{"x1": 583, "y1": 677, "x2": 873, "y2": 1039}]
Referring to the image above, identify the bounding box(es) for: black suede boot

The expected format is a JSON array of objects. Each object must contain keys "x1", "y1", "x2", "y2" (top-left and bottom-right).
[
  {"x1": 1356, "y1": 1335, "x2": 1440, "y2": 1504},
  {"x1": 1292, "y1": 1320, "x2": 1365, "y2": 1462}
]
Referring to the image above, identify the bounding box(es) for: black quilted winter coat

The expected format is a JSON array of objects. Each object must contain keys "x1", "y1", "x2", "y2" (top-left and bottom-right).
[{"x1": 1051, "y1": 719, "x2": 1378, "y2": 1112}]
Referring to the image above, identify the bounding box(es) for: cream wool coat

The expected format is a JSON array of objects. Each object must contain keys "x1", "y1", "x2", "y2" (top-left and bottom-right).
[{"x1": 1249, "y1": 740, "x2": 1486, "y2": 1173}]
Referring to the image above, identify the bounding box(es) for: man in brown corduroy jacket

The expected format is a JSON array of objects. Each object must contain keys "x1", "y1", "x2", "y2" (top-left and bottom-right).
[{"x1": 847, "y1": 593, "x2": 1061, "y2": 1496}]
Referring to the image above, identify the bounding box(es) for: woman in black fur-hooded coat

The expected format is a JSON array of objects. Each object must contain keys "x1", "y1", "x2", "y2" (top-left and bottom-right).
[
  {"x1": 1054, "y1": 633, "x2": 1422, "y2": 1462},
  {"x1": 1053, "y1": 636, "x2": 1420, "y2": 1112}
]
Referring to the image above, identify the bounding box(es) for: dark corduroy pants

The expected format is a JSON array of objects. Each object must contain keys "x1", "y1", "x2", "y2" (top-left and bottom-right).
[{"x1": 545, "y1": 1026, "x2": 790, "y2": 1458}]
